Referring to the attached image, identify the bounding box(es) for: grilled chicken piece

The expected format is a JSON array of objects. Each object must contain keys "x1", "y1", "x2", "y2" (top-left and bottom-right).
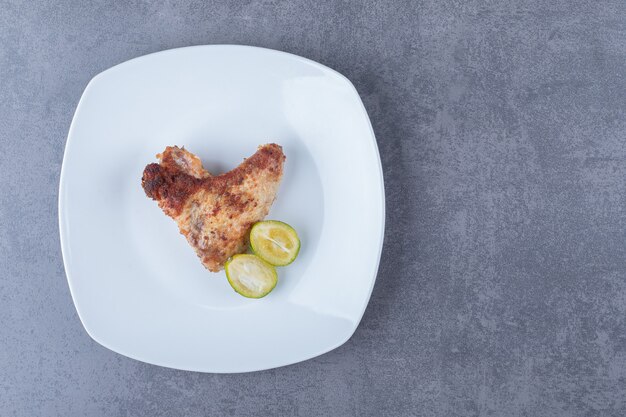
[{"x1": 142, "y1": 144, "x2": 285, "y2": 272}]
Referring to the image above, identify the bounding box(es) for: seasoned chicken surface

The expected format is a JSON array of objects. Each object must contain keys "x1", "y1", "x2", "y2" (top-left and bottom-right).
[{"x1": 142, "y1": 144, "x2": 285, "y2": 272}]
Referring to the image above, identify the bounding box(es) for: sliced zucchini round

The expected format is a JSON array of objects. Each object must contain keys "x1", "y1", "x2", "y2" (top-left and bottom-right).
[
  {"x1": 250, "y1": 220, "x2": 301, "y2": 266},
  {"x1": 225, "y1": 254, "x2": 278, "y2": 298}
]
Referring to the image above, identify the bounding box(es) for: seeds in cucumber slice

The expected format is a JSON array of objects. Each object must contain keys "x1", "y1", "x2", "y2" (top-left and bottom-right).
[
  {"x1": 225, "y1": 254, "x2": 278, "y2": 298},
  {"x1": 250, "y1": 220, "x2": 300, "y2": 266}
]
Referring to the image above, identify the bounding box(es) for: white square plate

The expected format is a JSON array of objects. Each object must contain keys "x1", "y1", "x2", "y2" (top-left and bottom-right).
[{"x1": 59, "y1": 45, "x2": 385, "y2": 372}]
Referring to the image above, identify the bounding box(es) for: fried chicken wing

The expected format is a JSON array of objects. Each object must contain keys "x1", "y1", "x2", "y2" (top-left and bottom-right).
[{"x1": 142, "y1": 144, "x2": 285, "y2": 272}]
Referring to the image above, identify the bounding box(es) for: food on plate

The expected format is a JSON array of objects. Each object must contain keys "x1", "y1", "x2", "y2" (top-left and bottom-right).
[
  {"x1": 225, "y1": 254, "x2": 278, "y2": 298},
  {"x1": 250, "y1": 220, "x2": 301, "y2": 266},
  {"x1": 141, "y1": 144, "x2": 285, "y2": 272}
]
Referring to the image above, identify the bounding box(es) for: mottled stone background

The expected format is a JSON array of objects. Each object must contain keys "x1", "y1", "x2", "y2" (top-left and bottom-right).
[{"x1": 1, "y1": 1, "x2": 625, "y2": 416}]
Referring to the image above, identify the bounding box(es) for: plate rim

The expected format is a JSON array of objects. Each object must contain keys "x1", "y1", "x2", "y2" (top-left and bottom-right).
[{"x1": 58, "y1": 44, "x2": 386, "y2": 373}]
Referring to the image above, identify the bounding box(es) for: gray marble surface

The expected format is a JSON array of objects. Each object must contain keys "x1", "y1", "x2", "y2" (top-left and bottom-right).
[{"x1": 1, "y1": 1, "x2": 625, "y2": 416}]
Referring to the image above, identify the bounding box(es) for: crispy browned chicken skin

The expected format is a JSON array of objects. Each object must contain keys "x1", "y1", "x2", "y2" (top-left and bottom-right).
[{"x1": 142, "y1": 144, "x2": 285, "y2": 272}]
